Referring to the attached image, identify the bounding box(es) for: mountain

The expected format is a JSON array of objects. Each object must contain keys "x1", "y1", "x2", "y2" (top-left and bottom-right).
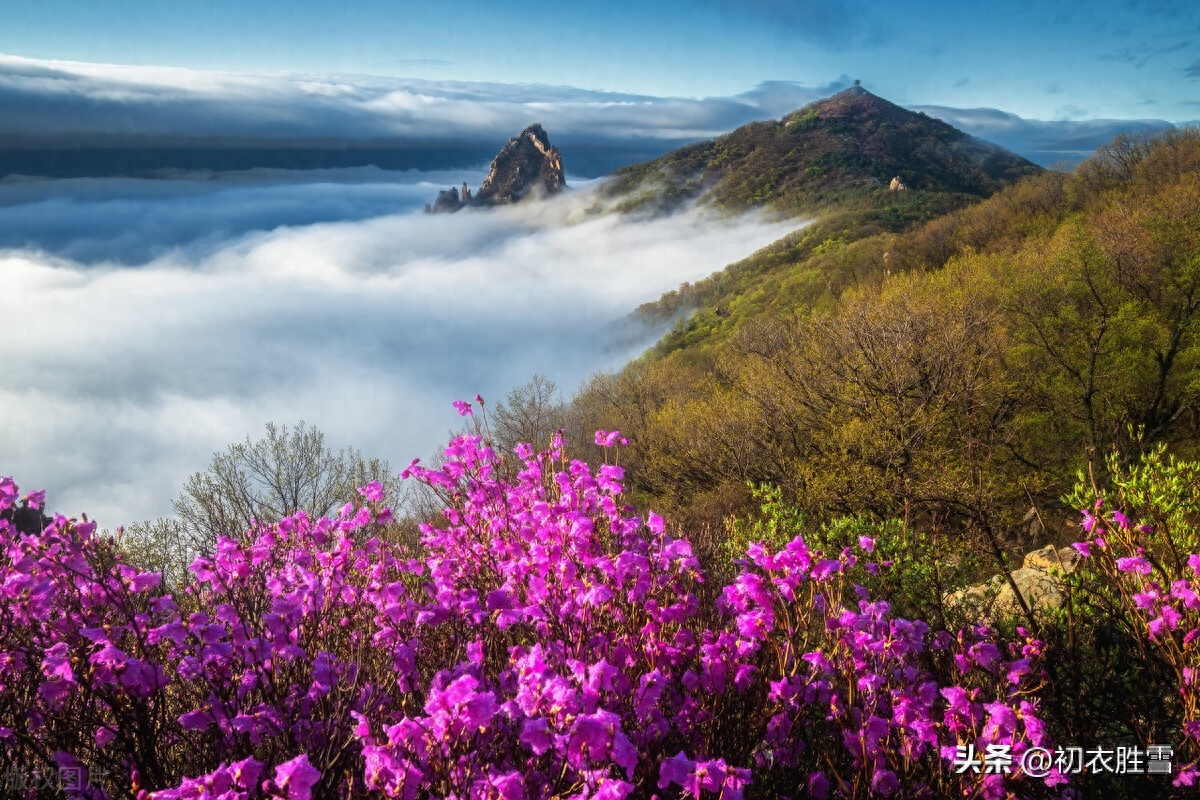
[
  {"x1": 426, "y1": 123, "x2": 566, "y2": 212},
  {"x1": 572, "y1": 126, "x2": 1200, "y2": 538},
  {"x1": 603, "y1": 85, "x2": 1041, "y2": 216},
  {"x1": 473, "y1": 124, "x2": 565, "y2": 205}
]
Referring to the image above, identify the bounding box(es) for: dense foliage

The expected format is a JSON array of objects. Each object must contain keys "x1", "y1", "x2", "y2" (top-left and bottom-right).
[
  {"x1": 6, "y1": 399, "x2": 1200, "y2": 797},
  {"x1": 571, "y1": 129, "x2": 1200, "y2": 542},
  {"x1": 9, "y1": 403, "x2": 1142, "y2": 799}
]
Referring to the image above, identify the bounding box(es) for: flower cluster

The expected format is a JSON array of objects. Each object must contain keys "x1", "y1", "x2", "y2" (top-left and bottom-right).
[
  {"x1": 1, "y1": 400, "x2": 1071, "y2": 798},
  {"x1": 1071, "y1": 502, "x2": 1200, "y2": 788}
]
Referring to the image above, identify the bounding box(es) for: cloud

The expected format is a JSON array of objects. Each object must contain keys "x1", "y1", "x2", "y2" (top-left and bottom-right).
[
  {"x1": 1101, "y1": 40, "x2": 1191, "y2": 69},
  {"x1": 0, "y1": 55, "x2": 859, "y2": 178},
  {"x1": 911, "y1": 105, "x2": 1175, "y2": 166},
  {"x1": 0, "y1": 173, "x2": 801, "y2": 526},
  {"x1": 2, "y1": 54, "x2": 1182, "y2": 173},
  {"x1": 0, "y1": 54, "x2": 827, "y2": 148},
  {"x1": 1185, "y1": 58, "x2": 1200, "y2": 79},
  {"x1": 0, "y1": 167, "x2": 480, "y2": 263}
]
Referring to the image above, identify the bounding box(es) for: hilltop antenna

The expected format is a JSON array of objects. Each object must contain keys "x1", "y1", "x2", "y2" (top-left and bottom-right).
[{"x1": 854, "y1": 79, "x2": 862, "y2": 87}]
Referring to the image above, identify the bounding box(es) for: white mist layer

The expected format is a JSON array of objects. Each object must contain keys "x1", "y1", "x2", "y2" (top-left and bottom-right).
[{"x1": 1, "y1": 176, "x2": 802, "y2": 526}]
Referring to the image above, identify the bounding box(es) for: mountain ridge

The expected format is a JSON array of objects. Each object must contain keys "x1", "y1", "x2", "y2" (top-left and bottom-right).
[{"x1": 602, "y1": 84, "x2": 1042, "y2": 217}]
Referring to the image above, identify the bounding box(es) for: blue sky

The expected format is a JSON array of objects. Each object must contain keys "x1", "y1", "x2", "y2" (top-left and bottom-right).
[{"x1": 3, "y1": 0, "x2": 1197, "y2": 122}]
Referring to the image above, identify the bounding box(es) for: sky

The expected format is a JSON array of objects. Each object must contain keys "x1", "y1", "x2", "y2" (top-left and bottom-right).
[{"x1": 2, "y1": 0, "x2": 1197, "y2": 124}]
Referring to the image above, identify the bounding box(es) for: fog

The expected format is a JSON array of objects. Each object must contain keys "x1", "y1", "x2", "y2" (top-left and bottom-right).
[{"x1": 0, "y1": 170, "x2": 801, "y2": 526}]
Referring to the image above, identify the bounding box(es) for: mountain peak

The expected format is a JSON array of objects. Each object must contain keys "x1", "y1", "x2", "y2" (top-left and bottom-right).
[
  {"x1": 425, "y1": 123, "x2": 566, "y2": 212},
  {"x1": 834, "y1": 82, "x2": 872, "y2": 98},
  {"x1": 605, "y1": 87, "x2": 1040, "y2": 216},
  {"x1": 474, "y1": 123, "x2": 565, "y2": 206},
  {"x1": 786, "y1": 85, "x2": 907, "y2": 125}
]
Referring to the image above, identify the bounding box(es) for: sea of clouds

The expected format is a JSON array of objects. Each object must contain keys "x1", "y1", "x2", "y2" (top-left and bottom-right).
[{"x1": 1, "y1": 169, "x2": 800, "y2": 526}]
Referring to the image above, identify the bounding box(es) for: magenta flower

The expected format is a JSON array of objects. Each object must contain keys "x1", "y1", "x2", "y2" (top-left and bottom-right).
[
  {"x1": 1116, "y1": 556, "x2": 1152, "y2": 575},
  {"x1": 594, "y1": 430, "x2": 622, "y2": 447},
  {"x1": 871, "y1": 768, "x2": 900, "y2": 796},
  {"x1": 658, "y1": 752, "x2": 695, "y2": 790},
  {"x1": 275, "y1": 754, "x2": 321, "y2": 800},
  {"x1": 0, "y1": 476, "x2": 16, "y2": 509},
  {"x1": 452, "y1": 399, "x2": 473, "y2": 416},
  {"x1": 230, "y1": 758, "x2": 263, "y2": 789},
  {"x1": 357, "y1": 481, "x2": 385, "y2": 502},
  {"x1": 807, "y1": 771, "x2": 830, "y2": 799}
]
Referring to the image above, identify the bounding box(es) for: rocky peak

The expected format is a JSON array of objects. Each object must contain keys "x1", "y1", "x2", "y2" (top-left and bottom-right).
[
  {"x1": 425, "y1": 124, "x2": 566, "y2": 213},
  {"x1": 473, "y1": 123, "x2": 565, "y2": 206}
]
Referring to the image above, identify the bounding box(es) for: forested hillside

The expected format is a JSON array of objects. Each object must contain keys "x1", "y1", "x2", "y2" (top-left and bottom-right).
[
  {"x1": 601, "y1": 85, "x2": 1040, "y2": 217},
  {"x1": 570, "y1": 129, "x2": 1200, "y2": 542}
]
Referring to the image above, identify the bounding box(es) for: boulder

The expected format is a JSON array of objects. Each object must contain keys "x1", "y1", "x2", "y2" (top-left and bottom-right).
[
  {"x1": 947, "y1": 543, "x2": 1082, "y2": 621},
  {"x1": 1022, "y1": 544, "x2": 1081, "y2": 573},
  {"x1": 993, "y1": 567, "x2": 1066, "y2": 617}
]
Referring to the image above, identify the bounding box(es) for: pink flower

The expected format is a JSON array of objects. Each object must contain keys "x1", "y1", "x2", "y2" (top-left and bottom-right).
[
  {"x1": 452, "y1": 399, "x2": 473, "y2": 416},
  {"x1": 275, "y1": 754, "x2": 321, "y2": 800},
  {"x1": 1116, "y1": 556, "x2": 1152, "y2": 575},
  {"x1": 658, "y1": 752, "x2": 694, "y2": 790},
  {"x1": 94, "y1": 726, "x2": 116, "y2": 748},
  {"x1": 357, "y1": 481, "x2": 385, "y2": 502}
]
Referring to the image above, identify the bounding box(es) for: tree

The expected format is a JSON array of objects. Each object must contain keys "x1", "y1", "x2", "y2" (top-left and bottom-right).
[
  {"x1": 489, "y1": 375, "x2": 566, "y2": 455},
  {"x1": 132, "y1": 422, "x2": 395, "y2": 577}
]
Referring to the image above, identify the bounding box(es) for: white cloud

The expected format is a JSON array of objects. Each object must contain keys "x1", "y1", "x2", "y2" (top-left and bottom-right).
[
  {"x1": 0, "y1": 173, "x2": 801, "y2": 527},
  {"x1": 0, "y1": 54, "x2": 1172, "y2": 170},
  {"x1": 910, "y1": 105, "x2": 1175, "y2": 166},
  {"x1": 0, "y1": 53, "x2": 819, "y2": 144}
]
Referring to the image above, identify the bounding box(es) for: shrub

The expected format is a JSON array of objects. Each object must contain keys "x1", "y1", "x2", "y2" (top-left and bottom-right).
[{"x1": 0, "y1": 404, "x2": 1080, "y2": 798}]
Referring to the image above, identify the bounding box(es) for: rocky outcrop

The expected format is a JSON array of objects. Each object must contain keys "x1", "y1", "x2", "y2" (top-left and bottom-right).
[
  {"x1": 426, "y1": 124, "x2": 565, "y2": 213},
  {"x1": 947, "y1": 544, "x2": 1083, "y2": 621},
  {"x1": 430, "y1": 186, "x2": 464, "y2": 213},
  {"x1": 474, "y1": 124, "x2": 565, "y2": 206}
]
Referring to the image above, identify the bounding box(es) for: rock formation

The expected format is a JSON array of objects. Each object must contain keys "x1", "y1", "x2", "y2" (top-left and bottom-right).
[
  {"x1": 2, "y1": 502, "x2": 51, "y2": 536},
  {"x1": 431, "y1": 186, "x2": 463, "y2": 213},
  {"x1": 426, "y1": 124, "x2": 565, "y2": 213},
  {"x1": 474, "y1": 123, "x2": 565, "y2": 205},
  {"x1": 946, "y1": 544, "x2": 1083, "y2": 622}
]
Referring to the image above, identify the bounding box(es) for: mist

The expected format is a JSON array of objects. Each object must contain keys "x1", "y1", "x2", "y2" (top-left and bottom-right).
[{"x1": 0, "y1": 171, "x2": 800, "y2": 526}]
